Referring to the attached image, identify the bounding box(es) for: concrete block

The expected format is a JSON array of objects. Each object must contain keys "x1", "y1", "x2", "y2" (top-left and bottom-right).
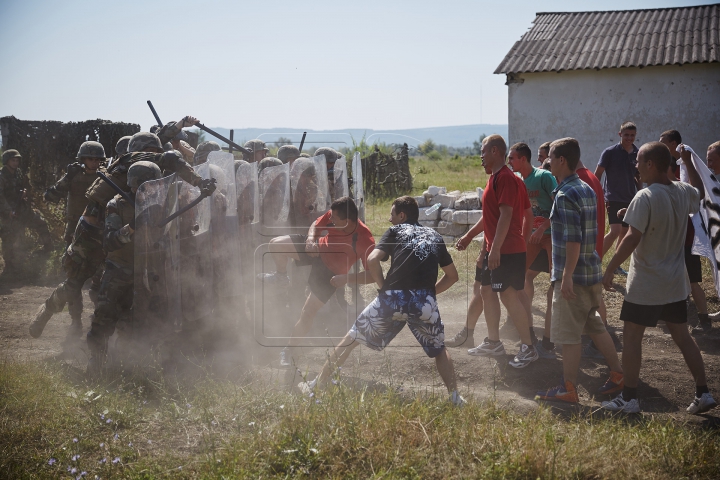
[
  {"x1": 427, "y1": 186, "x2": 447, "y2": 196},
  {"x1": 440, "y1": 208, "x2": 454, "y2": 222},
  {"x1": 455, "y1": 194, "x2": 481, "y2": 210},
  {"x1": 452, "y1": 209, "x2": 482, "y2": 225},
  {"x1": 437, "y1": 221, "x2": 468, "y2": 236},
  {"x1": 414, "y1": 195, "x2": 428, "y2": 208},
  {"x1": 432, "y1": 193, "x2": 458, "y2": 209},
  {"x1": 442, "y1": 235, "x2": 457, "y2": 247},
  {"x1": 419, "y1": 206, "x2": 441, "y2": 221},
  {"x1": 476, "y1": 187, "x2": 484, "y2": 200},
  {"x1": 419, "y1": 219, "x2": 439, "y2": 228}
]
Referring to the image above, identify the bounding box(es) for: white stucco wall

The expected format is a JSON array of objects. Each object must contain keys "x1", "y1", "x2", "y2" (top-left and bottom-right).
[{"x1": 506, "y1": 63, "x2": 720, "y2": 171}]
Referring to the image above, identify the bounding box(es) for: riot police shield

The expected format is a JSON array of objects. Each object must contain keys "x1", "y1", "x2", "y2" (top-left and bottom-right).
[
  {"x1": 330, "y1": 155, "x2": 350, "y2": 202},
  {"x1": 258, "y1": 162, "x2": 290, "y2": 236},
  {"x1": 290, "y1": 156, "x2": 327, "y2": 230},
  {"x1": 133, "y1": 174, "x2": 182, "y2": 333},
  {"x1": 178, "y1": 176, "x2": 214, "y2": 326},
  {"x1": 352, "y1": 152, "x2": 365, "y2": 222},
  {"x1": 205, "y1": 151, "x2": 242, "y2": 302}
]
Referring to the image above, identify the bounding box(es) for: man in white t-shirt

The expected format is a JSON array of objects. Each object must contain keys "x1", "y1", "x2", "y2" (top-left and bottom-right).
[{"x1": 601, "y1": 142, "x2": 716, "y2": 415}]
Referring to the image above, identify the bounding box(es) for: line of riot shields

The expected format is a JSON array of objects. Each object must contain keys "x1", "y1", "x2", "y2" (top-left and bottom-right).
[{"x1": 131, "y1": 150, "x2": 363, "y2": 351}]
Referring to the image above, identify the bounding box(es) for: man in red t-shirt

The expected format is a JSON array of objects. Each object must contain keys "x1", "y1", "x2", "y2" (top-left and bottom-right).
[
  {"x1": 455, "y1": 135, "x2": 538, "y2": 368},
  {"x1": 260, "y1": 197, "x2": 376, "y2": 367}
]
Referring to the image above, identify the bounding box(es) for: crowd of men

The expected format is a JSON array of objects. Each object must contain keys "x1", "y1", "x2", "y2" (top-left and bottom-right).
[{"x1": 1, "y1": 118, "x2": 718, "y2": 413}]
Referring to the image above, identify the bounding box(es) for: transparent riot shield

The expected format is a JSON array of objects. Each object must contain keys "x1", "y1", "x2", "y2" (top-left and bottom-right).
[
  {"x1": 352, "y1": 152, "x2": 365, "y2": 222},
  {"x1": 235, "y1": 160, "x2": 259, "y2": 327},
  {"x1": 258, "y1": 162, "x2": 290, "y2": 236},
  {"x1": 205, "y1": 152, "x2": 242, "y2": 302},
  {"x1": 330, "y1": 155, "x2": 350, "y2": 202},
  {"x1": 134, "y1": 174, "x2": 181, "y2": 333},
  {"x1": 177, "y1": 177, "x2": 214, "y2": 326},
  {"x1": 290, "y1": 156, "x2": 327, "y2": 230}
]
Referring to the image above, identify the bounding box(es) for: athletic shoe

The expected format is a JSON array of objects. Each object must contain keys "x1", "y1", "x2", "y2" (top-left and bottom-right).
[
  {"x1": 258, "y1": 272, "x2": 290, "y2": 285},
  {"x1": 615, "y1": 267, "x2": 628, "y2": 276},
  {"x1": 687, "y1": 393, "x2": 718, "y2": 415},
  {"x1": 535, "y1": 380, "x2": 579, "y2": 403},
  {"x1": 691, "y1": 320, "x2": 712, "y2": 335},
  {"x1": 468, "y1": 337, "x2": 506, "y2": 357},
  {"x1": 298, "y1": 377, "x2": 318, "y2": 396},
  {"x1": 449, "y1": 390, "x2": 466, "y2": 407},
  {"x1": 535, "y1": 340, "x2": 557, "y2": 360},
  {"x1": 597, "y1": 371, "x2": 624, "y2": 395},
  {"x1": 581, "y1": 342, "x2": 604, "y2": 359},
  {"x1": 601, "y1": 393, "x2": 640, "y2": 413},
  {"x1": 508, "y1": 344, "x2": 539, "y2": 368},
  {"x1": 279, "y1": 348, "x2": 293, "y2": 368},
  {"x1": 708, "y1": 311, "x2": 720, "y2": 321},
  {"x1": 445, "y1": 327, "x2": 475, "y2": 348}
]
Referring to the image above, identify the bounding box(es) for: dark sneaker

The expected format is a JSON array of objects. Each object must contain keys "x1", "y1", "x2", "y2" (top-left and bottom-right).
[
  {"x1": 445, "y1": 327, "x2": 475, "y2": 348},
  {"x1": 615, "y1": 267, "x2": 628, "y2": 276},
  {"x1": 597, "y1": 371, "x2": 624, "y2": 396},
  {"x1": 687, "y1": 393, "x2": 718, "y2": 414},
  {"x1": 536, "y1": 380, "x2": 579, "y2": 403},
  {"x1": 509, "y1": 344, "x2": 539, "y2": 368},
  {"x1": 535, "y1": 340, "x2": 557, "y2": 359},
  {"x1": 29, "y1": 304, "x2": 52, "y2": 338},
  {"x1": 601, "y1": 393, "x2": 640, "y2": 413},
  {"x1": 468, "y1": 337, "x2": 506, "y2": 356}
]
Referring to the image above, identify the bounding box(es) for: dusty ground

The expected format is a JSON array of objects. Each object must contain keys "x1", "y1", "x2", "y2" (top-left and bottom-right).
[{"x1": 2, "y1": 263, "x2": 719, "y2": 427}]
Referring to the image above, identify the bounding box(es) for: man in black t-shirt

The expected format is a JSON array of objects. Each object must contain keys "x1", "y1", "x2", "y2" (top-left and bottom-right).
[{"x1": 298, "y1": 196, "x2": 465, "y2": 406}]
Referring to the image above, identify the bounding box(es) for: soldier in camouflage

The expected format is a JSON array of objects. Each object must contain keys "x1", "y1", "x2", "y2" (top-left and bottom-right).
[
  {"x1": 193, "y1": 141, "x2": 221, "y2": 166},
  {"x1": 115, "y1": 136, "x2": 132, "y2": 158},
  {"x1": 83, "y1": 116, "x2": 216, "y2": 225},
  {"x1": 44, "y1": 141, "x2": 107, "y2": 245},
  {"x1": 86, "y1": 161, "x2": 162, "y2": 375},
  {"x1": 29, "y1": 143, "x2": 110, "y2": 337},
  {"x1": 0, "y1": 149, "x2": 53, "y2": 275},
  {"x1": 243, "y1": 139, "x2": 269, "y2": 163},
  {"x1": 277, "y1": 145, "x2": 301, "y2": 165}
]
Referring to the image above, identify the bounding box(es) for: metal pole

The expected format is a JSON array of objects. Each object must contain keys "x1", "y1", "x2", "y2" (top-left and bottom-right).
[{"x1": 229, "y1": 129, "x2": 234, "y2": 154}]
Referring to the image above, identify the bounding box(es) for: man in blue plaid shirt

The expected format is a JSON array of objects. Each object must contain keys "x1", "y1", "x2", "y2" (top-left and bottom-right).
[{"x1": 536, "y1": 138, "x2": 624, "y2": 404}]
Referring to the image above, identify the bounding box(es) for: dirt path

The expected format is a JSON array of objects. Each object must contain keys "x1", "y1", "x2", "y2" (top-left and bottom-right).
[{"x1": 2, "y1": 272, "x2": 719, "y2": 425}]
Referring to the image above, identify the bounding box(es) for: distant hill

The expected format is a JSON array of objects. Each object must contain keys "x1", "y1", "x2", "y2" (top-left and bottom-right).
[{"x1": 200, "y1": 124, "x2": 508, "y2": 150}]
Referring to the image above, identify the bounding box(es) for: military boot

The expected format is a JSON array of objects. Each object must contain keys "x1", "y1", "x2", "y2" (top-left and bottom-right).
[
  {"x1": 29, "y1": 303, "x2": 53, "y2": 338},
  {"x1": 68, "y1": 314, "x2": 83, "y2": 336}
]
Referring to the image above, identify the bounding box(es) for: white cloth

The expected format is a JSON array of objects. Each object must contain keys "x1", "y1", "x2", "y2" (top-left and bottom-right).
[{"x1": 677, "y1": 145, "x2": 720, "y2": 299}]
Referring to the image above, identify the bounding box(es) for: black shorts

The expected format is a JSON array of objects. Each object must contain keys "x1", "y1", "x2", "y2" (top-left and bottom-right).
[
  {"x1": 607, "y1": 201, "x2": 630, "y2": 227},
  {"x1": 479, "y1": 251, "x2": 526, "y2": 292},
  {"x1": 685, "y1": 246, "x2": 702, "y2": 284},
  {"x1": 620, "y1": 299, "x2": 687, "y2": 327},
  {"x1": 529, "y1": 248, "x2": 549, "y2": 273},
  {"x1": 289, "y1": 234, "x2": 337, "y2": 303}
]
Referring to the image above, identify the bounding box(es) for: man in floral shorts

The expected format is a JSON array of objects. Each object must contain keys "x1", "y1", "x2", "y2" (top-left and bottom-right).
[{"x1": 299, "y1": 196, "x2": 465, "y2": 405}]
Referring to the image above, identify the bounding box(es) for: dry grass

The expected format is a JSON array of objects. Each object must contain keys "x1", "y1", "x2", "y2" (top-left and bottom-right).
[{"x1": 1, "y1": 361, "x2": 719, "y2": 479}]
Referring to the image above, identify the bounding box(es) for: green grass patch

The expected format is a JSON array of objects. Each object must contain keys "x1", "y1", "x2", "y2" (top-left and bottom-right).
[{"x1": 1, "y1": 361, "x2": 719, "y2": 478}]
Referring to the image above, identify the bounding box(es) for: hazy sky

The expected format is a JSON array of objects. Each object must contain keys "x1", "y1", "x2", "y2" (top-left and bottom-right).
[{"x1": 0, "y1": 0, "x2": 710, "y2": 131}]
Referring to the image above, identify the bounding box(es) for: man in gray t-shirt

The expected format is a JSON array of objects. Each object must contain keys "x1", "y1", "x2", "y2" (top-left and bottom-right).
[{"x1": 600, "y1": 142, "x2": 716, "y2": 415}]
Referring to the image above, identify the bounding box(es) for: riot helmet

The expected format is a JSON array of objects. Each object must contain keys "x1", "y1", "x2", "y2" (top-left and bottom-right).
[{"x1": 127, "y1": 161, "x2": 162, "y2": 190}]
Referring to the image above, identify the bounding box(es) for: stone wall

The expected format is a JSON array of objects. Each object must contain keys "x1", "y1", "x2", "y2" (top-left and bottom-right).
[{"x1": 415, "y1": 185, "x2": 483, "y2": 245}]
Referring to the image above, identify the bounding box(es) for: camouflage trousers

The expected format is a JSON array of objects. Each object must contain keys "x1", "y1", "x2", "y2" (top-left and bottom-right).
[
  {"x1": 43, "y1": 237, "x2": 106, "y2": 321},
  {"x1": 86, "y1": 262, "x2": 133, "y2": 358},
  {"x1": 0, "y1": 210, "x2": 52, "y2": 272}
]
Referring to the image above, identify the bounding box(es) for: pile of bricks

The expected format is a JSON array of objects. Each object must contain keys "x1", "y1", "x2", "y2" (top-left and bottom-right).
[{"x1": 415, "y1": 185, "x2": 484, "y2": 245}]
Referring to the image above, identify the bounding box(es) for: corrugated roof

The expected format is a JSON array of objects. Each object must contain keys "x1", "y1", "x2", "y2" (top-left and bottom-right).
[{"x1": 495, "y1": 4, "x2": 720, "y2": 74}]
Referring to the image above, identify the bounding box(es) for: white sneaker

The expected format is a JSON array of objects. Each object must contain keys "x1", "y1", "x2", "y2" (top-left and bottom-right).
[
  {"x1": 601, "y1": 393, "x2": 641, "y2": 413},
  {"x1": 258, "y1": 272, "x2": 290, "y2": 285},
  {"x1": 298, "y1": 377, "x2": 318, "y2": 396},
  {"x1": 449, "y1": 390, "x2": 466, "y2": 407},
  {"x1": 687, "y1": 392, "x2": 718, "y2": 414},
  {"x1": 468, "y1": 337, "x2": 506, "y2": 356}
]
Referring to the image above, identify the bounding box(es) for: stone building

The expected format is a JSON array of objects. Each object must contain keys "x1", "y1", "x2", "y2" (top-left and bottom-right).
[{"x1": 495, "y1": 4, "x2": 720, "y2": 170}]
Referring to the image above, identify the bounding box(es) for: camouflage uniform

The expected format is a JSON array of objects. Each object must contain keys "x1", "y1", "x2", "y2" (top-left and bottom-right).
[
  {"x1": 86, "y1": 193, "x2": 135, "y2": 364},
  {"x1": 243, "y1": 139, "x2": 269, "y2": 163},
  {"x1": 0, "y1": 150, "x2": 52, "y2": 274},
  {"x1": 83, "y1": 125, "x2": 211, "y2": 219}
]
